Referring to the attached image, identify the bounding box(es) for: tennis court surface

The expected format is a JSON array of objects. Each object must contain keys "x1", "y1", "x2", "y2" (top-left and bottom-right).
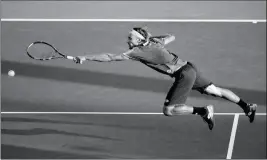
[
  {"x1": 1, "y1": 113, "x2": 266, "y2": 159},
  {"x1": 1, "y1": 1, "x2": 266, "y2": 159}
]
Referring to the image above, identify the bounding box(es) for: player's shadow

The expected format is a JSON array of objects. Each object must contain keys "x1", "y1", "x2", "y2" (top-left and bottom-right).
[
  {"x1": 1, "y1": 128, "x2": 120, "y2": 141},
  {"x1": 2, "y1": 60, "x2": 265, "y2": 105},
  {"x1": 1, "y1": 144, "x2": 107, "y2": 159},
  {"x1": 1, "y1": 117, "x2": 154, "y2": 130}
]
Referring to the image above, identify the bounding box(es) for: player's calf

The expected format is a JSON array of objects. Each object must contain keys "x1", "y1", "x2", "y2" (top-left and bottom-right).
[
  {"x1": 163, "y1": 104, "x2": 194, "y2": 116},
  {"x1": 204, "y1": 84, "x2": 223, "y2": 97},
  {"x1": 163, "y1": 104, "x2": 206, "y2": 116}
]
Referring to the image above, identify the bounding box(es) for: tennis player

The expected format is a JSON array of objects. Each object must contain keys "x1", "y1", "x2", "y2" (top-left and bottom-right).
[{"x1": 73, "y1": 27, "x2": 257, "y2": 130}]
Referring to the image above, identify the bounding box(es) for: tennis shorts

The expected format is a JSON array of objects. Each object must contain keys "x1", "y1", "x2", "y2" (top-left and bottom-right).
[{"x1": 164, "y1": 62, "x2": 213, "y2": 106}]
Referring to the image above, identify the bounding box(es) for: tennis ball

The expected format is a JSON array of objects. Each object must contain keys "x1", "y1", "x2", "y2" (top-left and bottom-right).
[{"x1": 8, "y1": 70, "x2": 15, "y2": 77}]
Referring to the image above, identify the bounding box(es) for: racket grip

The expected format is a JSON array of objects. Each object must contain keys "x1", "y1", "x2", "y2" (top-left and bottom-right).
[{"x1": 66, "y1": 56, "x2": 74, "y2": 60}]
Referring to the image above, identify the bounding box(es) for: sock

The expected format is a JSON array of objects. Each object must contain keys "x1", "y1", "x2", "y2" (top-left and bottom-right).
[
  {"x1": 192, "y1": 107, "x2": 206, "y2": 116},
  {"x1": 237, "y1": 99, "x2": 249, "y2": 113}
]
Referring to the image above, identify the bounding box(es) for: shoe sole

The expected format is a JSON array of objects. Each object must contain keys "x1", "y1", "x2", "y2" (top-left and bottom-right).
[
  {"x1": 249, "y1": 104, "x2": 257, "y2": 123},
  {"x1": 205, "y1": 105, "x2": 215, "y2": 130}
]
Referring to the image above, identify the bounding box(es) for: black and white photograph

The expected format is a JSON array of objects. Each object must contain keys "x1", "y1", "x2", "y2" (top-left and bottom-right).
[{"x1": 1, "y1": 0, "x2": 266, "y2": 159}]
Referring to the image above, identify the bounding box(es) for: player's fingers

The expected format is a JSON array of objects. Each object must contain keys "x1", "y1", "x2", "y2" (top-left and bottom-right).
[
  {"x1": 73, "y1": 57, "x2": 77, "y2": 63},
  {"x1": 73, "y1": 57, "x2": 80, "y2": 64},
  {"x1": 74, "y1": 56, "x2": 86, "y2": 64}
]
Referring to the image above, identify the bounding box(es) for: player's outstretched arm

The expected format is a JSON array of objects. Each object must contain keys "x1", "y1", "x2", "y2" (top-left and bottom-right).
[{"x1": 73, "y1": 50, "x2": 132, "y2": 64}]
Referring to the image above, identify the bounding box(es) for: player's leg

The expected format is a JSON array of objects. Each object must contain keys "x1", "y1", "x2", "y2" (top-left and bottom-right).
[
  {"x1": 163, "y1": 64, "x2": 214, "y2": 130},
  {"x1": 190, "y1": 62, "x2": 257, "y2": 123},
  {"x1": 163, "y1": 103, "x2": 215, "y2": 130},
  {"x1": 204, "y1": 84, "x2": 257, "y2": 122},
  {"x1": 163, "y1": 64, "x2": 198, "y2": 116}
]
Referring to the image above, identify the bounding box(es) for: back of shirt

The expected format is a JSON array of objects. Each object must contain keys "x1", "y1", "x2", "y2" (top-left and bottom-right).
[
  {"x1": 129, "y1": 42, "x2": 173, "y2": 64},
  {"x1": 124, "y1": 38, "x2": 187, "y2": 76}
]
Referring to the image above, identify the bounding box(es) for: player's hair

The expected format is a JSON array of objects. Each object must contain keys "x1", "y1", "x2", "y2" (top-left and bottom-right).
[
  {"x1": 133, "y1": 28, "x2": 149, "y2": 39},
  {"x1": 132, "y1": 27, "x2": 151, "y2": 45},
  {"x1": 130, "y1": 27, "x2": 165, "y2": 46}
]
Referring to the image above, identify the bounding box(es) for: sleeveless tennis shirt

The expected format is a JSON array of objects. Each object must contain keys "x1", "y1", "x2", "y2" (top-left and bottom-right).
[{"x1": 124, "y1": 39, "x2": 187, "y2": 77}]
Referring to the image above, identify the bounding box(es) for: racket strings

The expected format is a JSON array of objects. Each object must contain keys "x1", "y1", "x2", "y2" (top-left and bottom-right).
[{"x1": 27, "y1": 43, "x2": 59, "y2": 60}]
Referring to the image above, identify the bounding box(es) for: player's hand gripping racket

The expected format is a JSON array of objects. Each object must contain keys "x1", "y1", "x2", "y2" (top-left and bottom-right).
[{"x1": 26, "y1": 41, "x2": 75, "y2": 61}]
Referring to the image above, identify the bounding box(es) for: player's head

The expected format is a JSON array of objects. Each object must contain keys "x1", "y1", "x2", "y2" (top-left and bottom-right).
[{"x1": 127, "y1": 27, "x2": 151, "y2": 49}]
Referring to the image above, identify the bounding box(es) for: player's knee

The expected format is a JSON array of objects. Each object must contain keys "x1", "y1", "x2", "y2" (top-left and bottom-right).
[
  {"x1": 204, "y1": 84, "x2": 222, "y2": 97},
  {"x1": 163, "y1": 105, "x2": 174, "y2": 116},
  {"x1": 163, "y1": 104, "x2": 185, "y2": 116}
]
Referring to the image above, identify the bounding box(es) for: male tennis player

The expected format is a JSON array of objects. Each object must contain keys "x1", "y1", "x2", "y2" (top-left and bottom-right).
[{"x1": 73, "y1": 27, "x2": 257, "y2": 130}]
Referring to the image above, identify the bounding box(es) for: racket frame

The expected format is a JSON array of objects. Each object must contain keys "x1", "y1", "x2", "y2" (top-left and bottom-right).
[{"x1": 26, "y1": 41, "x2": 74, "y2": 60}]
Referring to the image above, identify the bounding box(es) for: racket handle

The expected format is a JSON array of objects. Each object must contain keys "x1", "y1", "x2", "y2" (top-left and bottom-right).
[{"x1": 66, "y1": 56, "x2": 74, "y2": 60}]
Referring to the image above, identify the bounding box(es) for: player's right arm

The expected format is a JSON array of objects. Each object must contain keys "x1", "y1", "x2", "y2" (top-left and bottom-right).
[{"x1": 73, "y1": 50, "x2": 134, "y2": 64}]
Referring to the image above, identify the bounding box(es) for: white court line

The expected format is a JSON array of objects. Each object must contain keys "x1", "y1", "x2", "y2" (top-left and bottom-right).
[
  {"x1": 226, "y1": 114, "x2": 240, "y2": 159},
  {"x1": 1, "y1": 19, "x2": 266, "y2": 22},
  {"x1": 1, "y1": 112, "x2": 266, "y2": 115}
]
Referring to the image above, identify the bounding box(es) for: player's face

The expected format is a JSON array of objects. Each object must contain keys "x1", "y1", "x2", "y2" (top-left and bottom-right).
[{"x1": 127, "y1": 34, "x2": 141, "y2": 49}]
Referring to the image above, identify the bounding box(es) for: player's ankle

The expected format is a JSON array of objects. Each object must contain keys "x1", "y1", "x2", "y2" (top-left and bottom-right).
[
  {"x1": 192, "y1": 107, "x2": 206, "y2": 116},
  {"x1": 237, "y1": 99, "x2": 249, "y2": 113}
]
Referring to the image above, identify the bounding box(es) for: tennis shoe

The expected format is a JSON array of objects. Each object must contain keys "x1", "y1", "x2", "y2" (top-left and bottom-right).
[
  {"x1": 201, "y1": 105, "x2": 215, "y2": 130},
  {"x1": 245, "y1": 104, "x2": 257, "y2": 123}
]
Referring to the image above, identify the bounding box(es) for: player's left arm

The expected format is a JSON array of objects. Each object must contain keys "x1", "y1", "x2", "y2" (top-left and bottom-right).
[{"x1": 151, "y1": 34, "x2": 175, "y2": 45}]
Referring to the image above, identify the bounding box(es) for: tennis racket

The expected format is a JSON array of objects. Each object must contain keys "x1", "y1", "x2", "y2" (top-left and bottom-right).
[{"x1": 26, "y1": 41, "x2": 75, "y2": 61}]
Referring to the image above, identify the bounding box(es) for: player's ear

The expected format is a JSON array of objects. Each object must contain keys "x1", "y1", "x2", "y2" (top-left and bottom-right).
[{"x1": 136, "y1": 38, "x2": 142, "y2": 44}]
